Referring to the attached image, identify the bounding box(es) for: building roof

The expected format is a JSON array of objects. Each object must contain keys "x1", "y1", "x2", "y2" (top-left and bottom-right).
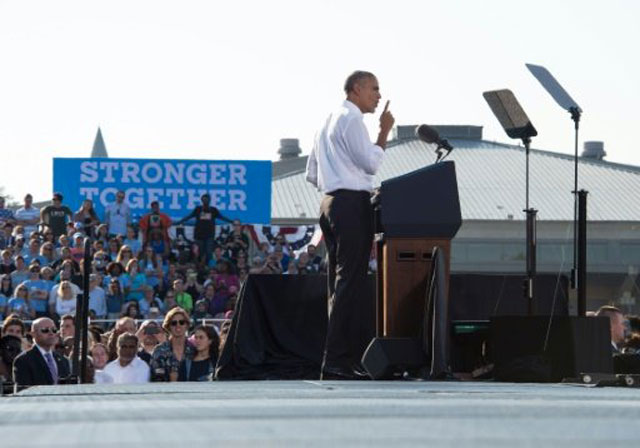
[{"x1": 271, "y1": 127, "x2": 640, "y2": 223}]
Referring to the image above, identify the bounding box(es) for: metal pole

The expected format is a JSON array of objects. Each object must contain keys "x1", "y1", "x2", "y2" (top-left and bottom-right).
[
  {"x1": 577, "y1": 190, "x2": 588, "y2": 316},
  {"x1": 525, "y1": 208, "x2": 537, "y2": 315},
  {"x1": 79, "y1": 238, "x2": 92, "y2": 383}
]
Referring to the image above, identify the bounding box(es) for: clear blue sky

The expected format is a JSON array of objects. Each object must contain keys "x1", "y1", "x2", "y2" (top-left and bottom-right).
[{"x1": 1, "y1": 0, "x2": 638, "y2": 202}]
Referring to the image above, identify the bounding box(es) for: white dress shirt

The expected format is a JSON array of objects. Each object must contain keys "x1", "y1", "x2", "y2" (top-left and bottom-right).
[
  {"x1": 104, "y1": 201, "x2": 131, "y2": 236},
  {"x1": 100, "y1": 356, "x2": 150, "y2": 384},
  {"x1": 306, "y1": 100, "x2": 384, "y2": 193}
]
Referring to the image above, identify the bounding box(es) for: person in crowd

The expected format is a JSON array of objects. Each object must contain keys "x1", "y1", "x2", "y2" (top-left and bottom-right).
[
  {"x1": 55, "y1": 281, "x2": 77, "y2": 317},
  {"x1": 51, "y1": 247, "x2": 81, "y2": 273},
  {"x1": 11, "y1": 255, "x2": 30, "y2": 286},
  {"x1": 20, "y1": 264, "x2": 50, "y2": 317},
  {"x1": 1, "y1": 249, "x2": 16, "y2": 275},
  {"x1": 150, "y1": 307, "x2": 195, "y2": 382},
  {"x1": 138, "y1": 201, "x2": 172, "y2": 246},
  {"x1": 192, "y1": 299, "x2": 213, "y2": 320},
  {"x1": 139, "y1": 246, "x2": 162, "y2": 290},
  {"x1": 92, "y1": 249, "x2": 110, "y2": 275},
  {"x1": 90, "y1": 343, "x2": 109, "y2": 371},
  {"x1": 14, "y1": 194, "x2": 40, "y2": 238},
  {"x1": 284, "y1": 260, "x2": 298, "y2": 275},
  {"x1": 306, "y1": 244, "x2": 323, "y2": 272},
  {"x1": 305, "y1": 70, "x2": 394, "y2": 380},
  {"x1": 184, "y1": 269, "x2": 202, "y2": 299},
  {"x1": 23, "y1": 238, "x2": 44, "y2": 266},
  {"x1": 94, "y1": 224, "x2": 110, "y2": 246},
  {"x1": 69, "y1": 232, "x2": 86, "y2": 263},
  {"x1": 147, "y1": 228, "x2": 170, "y2": 258},
  {"x1": 174, "y1": 193, "x2": 235, "y2": 265},
  {"x1": 61, "y1": 336, "x2": 74, "y2": 359},
  {"x1": 225, "y1": 220, "x2": 249, "y2": 259},
  {"x1": 0, "y1": 274, "x2": 13, "y2": 320},
  {"x1": 0, "y1": 334, "x2": 22, "y2": 384},
  {"x1": 73, "y1": 199, "x2": 100, "y2": 237},
  {"x1": 122, "y1": 258, "x2": 147, "y2": 302},
  {"x1": 0, "y1": 196, "x2": 16, "y2": 228},
  {"x1": 122, "y1": 226, "x2": 142, "y2": 256},
  {"x1": 8, "y1": 284, "x2": 35, "y2": 320},
  {"x1": 116, "y1": 245, "x2": 134, "y2": 270},
  {"x1": 103, "y1": 261, "x2": 124, "y2": 289},
  {"x1": 88, "y1": 274, "x2": 107, "y2": 320},
  {"x1": 103, "y1": 190, "x2": 131, "y2": 238},
  {"x1": 99, "y1": 333, "x2": 150, "y2": 384},
  {"x1": 122, "y1": 301, "x2": 143, "y2": 320},
  {"x1": 254, "y1": 241, "x2": 271, "y2": 262},
  {"x1": 595, "y1": 305, "x2": 627, "y2": 353},
  {"x1": 41, "y1": 228, "x2": 56, "y2": 245},
  {"x1": 135, "y1": 320, "x2": 165, "y2": 365},
  {"x1": 106, "y1": 238, "x2": 121, "y2": 261},
  {"x1": 2, "y1": 314, "x2": 25, "y2": 339},
  {"x1": 104, "y1": 316, "x2": 137, "y2": 361},
  {"x1": 163, "y1": 290, "x2": 178, "y2": 312},
  {"x1": 139, "y1": 286, "x2": 164, "y2": 318},
  {"x1": 39, "y1": 242, "x2": 57, "y2": 266},
  {"x1": 105, "y1": 278, "x2": 125, "y2": 320},
  {"x1": 172, "y1": 278, "x2": 193, "y2": 315},
  {"x1": 13, "y1": 317, "x2": 70, "y2": 388},
  {"x1": 40, "y1": 193, "x2": 73, "y2": 239},
  {"x1": 59, "y1": 314, "x2": 75, "y2": 340},
  {"x1": 188, "y1": 325, "x2": 219, "y2": 381},
  {"x1": 295, "y1": 252, "x2": 313, "y2": 275},
  {"x1": 252, "y1": 252, "x2": 283, "y2": 275}
]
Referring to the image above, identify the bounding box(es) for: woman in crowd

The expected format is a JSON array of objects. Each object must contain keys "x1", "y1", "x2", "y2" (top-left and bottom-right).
[
  {"x1": 7, "y1": 284, "x2": 35, "y2": 320},
  {"x1": 150, "y1": 307, "x2": 195, "y2": 382},
  {"x1": 116, "y1": 245, "x2": 134, "y2": 268},
  {"x1": 122, "y1": 300, "x2": 143, "y2": 320},
  {"x1": 105, "y1": 278, "x2": 125, "y2": 320},
  {"x1": 73, "y1": 199, "x2": 100, "y2": 237},
  {"x1": 0, "y1": 274, "x2": 12, "y2": 321},
  {"x1": 122, "y1": 259, "x2": 147, "y2": 302},
  {"x1": 103, "y1": 261, "x2": 124, "y2": 290},
  {"x1": 139, "y1": 246, "x2": 162, "y2": 291},
  {"x1": 188, "y1": 325, "x2": 219, "y2": 381},
  {"x1": 55, "y1": 280, "x2": 77, "y2": 316},
  {"x1": 123, "y1": 226, "x2": 141, "y2": 256},
  {"x1": 90, "y1": 343, "x2": 109, "y2": 371},
  {"x1": 0, "y1": 249, "x2": 15, "y2": 275},
  {"x1": 39, "y1": 242, "x2": 57, "y2": 266},
  {"x1": 95, "y1": 224, "x2": 110, "y2": 246}
]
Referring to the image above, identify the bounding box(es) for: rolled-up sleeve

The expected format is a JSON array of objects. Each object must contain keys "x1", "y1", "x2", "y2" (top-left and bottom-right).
[
  {"x1": 305, "y1": 139, "x2": 319, "y2": 187},
  {"x1": 343, "y1": 118, "x2": 384, "y2": 175}
]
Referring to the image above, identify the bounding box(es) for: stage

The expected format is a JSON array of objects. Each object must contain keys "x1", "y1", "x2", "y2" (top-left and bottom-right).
[{"x1": 2, "y1": 381, "x2": 640, "y2": 446}]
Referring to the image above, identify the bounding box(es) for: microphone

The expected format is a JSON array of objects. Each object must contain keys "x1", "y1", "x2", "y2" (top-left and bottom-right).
[{"x1": 415, "y1": 124, "x2": 454, "y2": 162}]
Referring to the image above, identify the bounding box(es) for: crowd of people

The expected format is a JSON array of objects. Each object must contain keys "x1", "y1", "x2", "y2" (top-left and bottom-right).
[{"x1": 0, "y1": 191, "x2": 326, "y2": 390}]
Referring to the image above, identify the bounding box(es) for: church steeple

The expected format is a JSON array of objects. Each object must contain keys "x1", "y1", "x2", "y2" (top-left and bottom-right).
[{"x1": 91, "y1": 127, "x2": 108, "y2": 158}]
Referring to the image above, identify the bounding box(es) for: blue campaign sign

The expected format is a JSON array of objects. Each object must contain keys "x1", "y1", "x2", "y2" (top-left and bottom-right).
[{"x1": 53, "y1": 158, "x2": 272, "y2": 224}]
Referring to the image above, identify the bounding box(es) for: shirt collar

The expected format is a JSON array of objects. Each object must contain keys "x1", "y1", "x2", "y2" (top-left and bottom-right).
[
  {"x1": 35, "y1": 343, "x2": 53, "y2": 357},
  {"x1": 343, "y1": 99, "x2": 364, "y2": 118}
]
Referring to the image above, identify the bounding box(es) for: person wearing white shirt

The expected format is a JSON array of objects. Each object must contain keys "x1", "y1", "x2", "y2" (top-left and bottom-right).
[
  {"x1": 14, "y1": 194, "x2": 40, "y2": 238},
  {"x1": 99, "y1": 333, "x2": 150, "y2": 384},
  {"x1": 305, "y1": 70, "x2": 394, "y2": 380},
  {"x1": 88, "y1": 274, "x2": 107, "y2": 318},
  {"x1": 104, "y1": 191, "x2": 131, "y2": 237}
]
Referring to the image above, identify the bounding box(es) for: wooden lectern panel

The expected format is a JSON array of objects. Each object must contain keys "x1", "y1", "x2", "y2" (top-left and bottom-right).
[{"x1": 382, "y1": 238, "x2": 451, "y2": 337}]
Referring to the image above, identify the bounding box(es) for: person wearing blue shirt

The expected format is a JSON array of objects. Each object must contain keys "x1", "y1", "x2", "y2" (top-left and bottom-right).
[
  {"x1": 121, "y1": 259, "x2": 147, "y2": 302},
  {"x1": 19, "y1": 265, "x2": 50, "y2": 317},
  {"x1": 7, "y1": 284, "x2": 35, "y2": 320}
]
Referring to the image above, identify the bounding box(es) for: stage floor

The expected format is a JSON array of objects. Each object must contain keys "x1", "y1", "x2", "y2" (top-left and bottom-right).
[{"x1": 1, "y1": 380, "x2": 639, "y2": 447}]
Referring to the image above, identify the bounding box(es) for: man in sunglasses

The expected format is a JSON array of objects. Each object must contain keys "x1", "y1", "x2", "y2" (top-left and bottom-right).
[{"x1": 12, "y1": 317, "x2": 70, "y2": 389}]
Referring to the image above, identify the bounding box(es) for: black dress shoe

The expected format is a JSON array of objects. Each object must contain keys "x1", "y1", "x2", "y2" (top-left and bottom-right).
[
  {"x1": 351, "y1": 364, "x2": 372, "y2": 380},
  {"x1": 320, "y1": 365, "x2": 357, "y2": 380}
]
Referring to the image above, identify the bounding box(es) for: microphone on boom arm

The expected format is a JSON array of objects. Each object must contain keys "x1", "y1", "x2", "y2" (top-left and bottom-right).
[{"x1": 415, "y1": 124, "x2": 454, "y2": 162}]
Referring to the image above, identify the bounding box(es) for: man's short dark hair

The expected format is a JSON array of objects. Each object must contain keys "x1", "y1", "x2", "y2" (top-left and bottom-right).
[
  {"x1": 344, "y1": 70, "x2": 375, "y2": 94},
  {"x1": 60, "y1": 314, "x2": 75, "y2": 324},
  {"x1": 53, "y1": 192, "x2": 63, "y2": 201}
]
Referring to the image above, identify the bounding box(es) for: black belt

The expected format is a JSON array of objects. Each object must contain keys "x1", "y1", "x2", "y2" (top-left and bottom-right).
[{"x1": 327, "y1": 189, "x2": 371, "y2": 198}]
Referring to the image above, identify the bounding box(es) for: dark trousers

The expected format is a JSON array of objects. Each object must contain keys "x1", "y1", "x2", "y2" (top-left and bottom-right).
[{"x1": 319, "y1": 190, "x2": 374, "y2": 369}]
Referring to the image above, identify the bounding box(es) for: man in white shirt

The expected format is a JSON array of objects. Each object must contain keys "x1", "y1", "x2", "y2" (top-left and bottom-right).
[
  {"x1": 305, "y1": 70, "x2": 394, "y2": 380},
  {"x1": 104, "y1": 190, "x2": 131, "y2": 237},
  {"x1": 14, "y1": 194, "x2": 40, "y2": 238},
  {"x1": 100, "y1": 333, "x2": 150, "y2": 384}
]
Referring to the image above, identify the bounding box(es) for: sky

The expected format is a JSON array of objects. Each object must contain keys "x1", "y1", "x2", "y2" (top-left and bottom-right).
[{"x1": 0, "y1": 0, "x2": 638, "y2": 203}]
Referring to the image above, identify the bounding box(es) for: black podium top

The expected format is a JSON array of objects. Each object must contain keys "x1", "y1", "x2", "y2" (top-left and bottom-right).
[{"x1": 379, "y1": 161, "x2": 462, "y2": 238}]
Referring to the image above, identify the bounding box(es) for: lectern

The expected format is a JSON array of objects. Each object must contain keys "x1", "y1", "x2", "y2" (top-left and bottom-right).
[{"x1": 375, "y1": 161, "x2": 462, "y2": 337}]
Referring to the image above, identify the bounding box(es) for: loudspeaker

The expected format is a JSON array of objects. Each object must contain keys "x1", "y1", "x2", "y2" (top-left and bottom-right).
[
  {"x1": 491, "y1": 316, "x2": 613, "y2": 382},
  {"x1": 361, "y1": 338, "x2": 427, "y2": 380}
]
